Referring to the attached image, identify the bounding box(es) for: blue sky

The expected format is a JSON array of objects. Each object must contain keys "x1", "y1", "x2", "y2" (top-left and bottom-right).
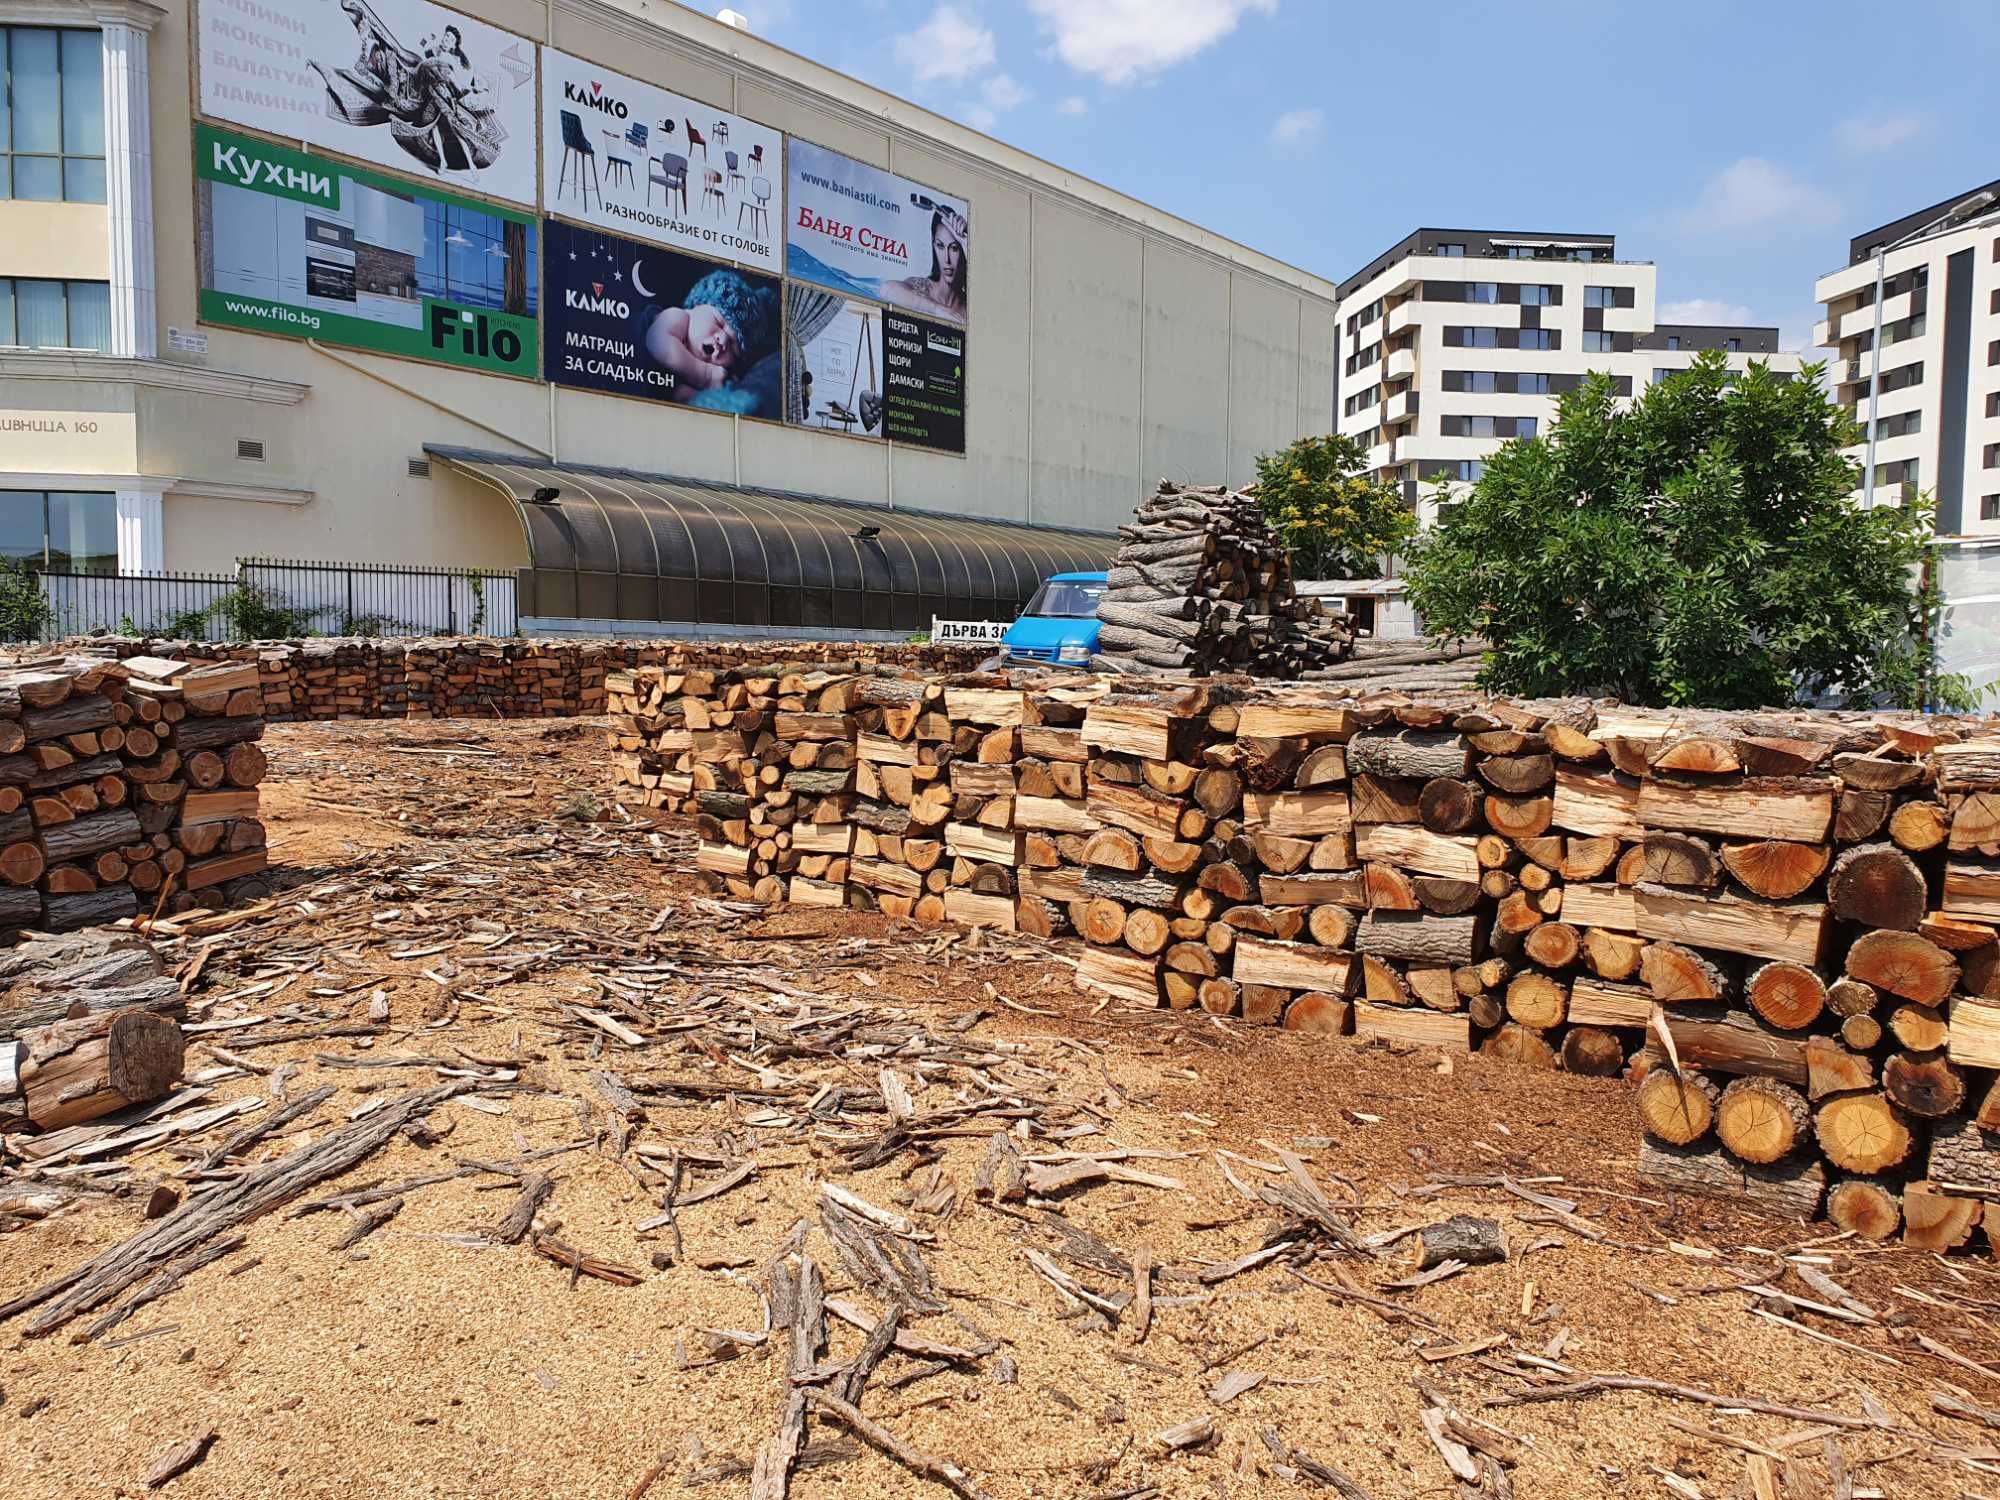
[{"x1": 693, "y1": 0, "x2": 2000, "y2": 356}]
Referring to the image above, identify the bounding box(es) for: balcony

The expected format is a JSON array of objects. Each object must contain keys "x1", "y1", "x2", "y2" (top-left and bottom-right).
[
  {"x1": 1838, "y1": 290, "x2": 1913, "y2": 342},
  {"x1": 1364, "y1": 440, "x2": 1395, "y2": 473},
  {"x1": 1386, "y1": 300, "x2": 1420, "y2": 337},
  {"x1": 1384, "y1": 389, "x2": 1419, "y2": 426},
  {"x1": 1384, "y1": 346, "x2": 1416, "y2": 382}
]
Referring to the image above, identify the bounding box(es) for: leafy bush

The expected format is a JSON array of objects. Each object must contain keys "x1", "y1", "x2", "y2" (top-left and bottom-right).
[
  {"x1": 164, "y1": 584, "x2": 322, "y2": 641},
  {"x1": 0, "y1": 559, "x2": 52, "y2": 642},
  {"x1": 1405, "y1": 354, "x2": 1976, "y2": 711},
  {"x1": 1252, "y1": 433, "x2": 1417, "y2": 581}
]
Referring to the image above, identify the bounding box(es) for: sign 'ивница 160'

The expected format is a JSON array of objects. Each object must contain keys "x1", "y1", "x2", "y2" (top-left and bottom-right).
[{"x1": 194, "y1": 124, "x2": 539, "y2": 377}]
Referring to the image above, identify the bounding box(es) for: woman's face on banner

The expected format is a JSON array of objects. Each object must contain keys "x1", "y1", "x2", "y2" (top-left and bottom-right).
[
  {"x1": 935, "y1": 222, "x2": 964, "y2": 287},
  {"x1": 687, "y1": 303, "x2": 742, "y2": 370}
]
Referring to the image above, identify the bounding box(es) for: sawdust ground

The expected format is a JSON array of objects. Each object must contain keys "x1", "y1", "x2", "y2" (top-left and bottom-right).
[{"x1": 0, "y1": 718, "x2": 1996, "y2": 1500}]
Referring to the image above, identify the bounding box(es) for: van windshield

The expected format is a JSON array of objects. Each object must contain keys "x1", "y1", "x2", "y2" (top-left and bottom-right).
[{"x1": 1021, "y1": 579, "x2": 1106, "y2": 620}]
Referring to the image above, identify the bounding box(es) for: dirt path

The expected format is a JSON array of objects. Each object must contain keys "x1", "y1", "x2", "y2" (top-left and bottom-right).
[{"x1": 2, "y1": 718, "x2": 1997, "y2": 1499}]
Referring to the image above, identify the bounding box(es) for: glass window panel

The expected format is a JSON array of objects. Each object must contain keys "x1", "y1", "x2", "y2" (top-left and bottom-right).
[
  {"x1": 12, "y1": 155, "x2": 60, "y2": 201},
  {"x1": 62, "y1": 157, "x2": 103, "y2": 203},
  {"x1": 13, "y1": 279, "x2": 64, "y2": 346},
  {"x1": 47, "y1": 492, "x2": 114, "y2": 573},
  {"x1": 64, "y1": 281, "x2": 108, "y2": 349},
  {"x1": 0, "y1": 30, "x2": 8, "y2": 154},
  {"x1": 0, "y1": 492, "x2": 45, "y2": 565},
  {"x1": 0, "y1": 159, "x2": 9, "y2": 197},
  {"x1": 0, "y1": 279, "x2": 11, "y2": 344},
  {"x1": 59, "y1": 30, "x2": 103, "y2": 156},
  {"x1": 10, "y1": 30, "x2": 60, "y2": 154}
]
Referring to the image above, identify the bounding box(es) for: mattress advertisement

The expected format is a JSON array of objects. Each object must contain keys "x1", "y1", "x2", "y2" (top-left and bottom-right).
[
  {"x1": 786, "y1": 140, "x2": 968, "y2": 327},
  {"x1": 783, "y1": 284, "x2": 885, "y2": 440},
  {"x1": 883, "y1": 310, "x2": 966, "y2": 454},
  {"x1": 195, "y1": 123, "x2": 538, "y2": 377},
  {"x1": 543, "y1": 218, "x2": 782, "y2": 419},
  {"x1": 197, "y1": 0, "x2": 539, "y2": 206},
  {"x1": 541, "y1": 49, "x2": 783, "y2": 275}
]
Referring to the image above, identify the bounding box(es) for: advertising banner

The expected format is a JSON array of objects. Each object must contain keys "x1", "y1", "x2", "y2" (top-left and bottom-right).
[
  {"x1": 783, "y1": 288, "x2": 885, "y2": 440},
  {"x1": 787, "y1": 140, "x2": 969, "y2": 326},
  {"x1": 543, "y1": 219, "x2": 782, "y2": 419},
  {"x1": 541, "y1": 49, "x2": 783, "y2": 275},
  {"x1": 883, "y1": 310, "x2": 966, "y2": 454},
  {"x1": 195, "y1": 123, "x2": 538, "y2": 378},
  {"x1": 197, "y1": 0, "x2": 539, "y2": 206}
]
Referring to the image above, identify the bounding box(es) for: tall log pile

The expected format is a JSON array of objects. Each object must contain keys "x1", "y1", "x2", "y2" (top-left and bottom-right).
[
  {"x1": 1092, "y1": 481, "x2": 1355, "y2": 678},
  {"x1": 611, "y1": 665, "x2": 2000, "y2": 1249},
  {"x1": 0, "y1": 654, "x2": 270, "y2": 934}
]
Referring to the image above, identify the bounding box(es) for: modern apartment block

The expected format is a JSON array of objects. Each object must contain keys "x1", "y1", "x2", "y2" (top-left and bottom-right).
[
  {"x1": 1813, "y1": 179, "x2": 2000, "y2": 533},
  {"x1": 1334, "y1": 230, "x2": 1798, "y2": 521}
]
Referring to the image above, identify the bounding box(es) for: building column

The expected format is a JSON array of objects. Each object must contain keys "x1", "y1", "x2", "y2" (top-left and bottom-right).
[
  {"x1": 115, "y1": 488, "x2": 163, "y2": 573},
  {"x1": 97, "y1": 9, "x2": 159, "y2": 359}
]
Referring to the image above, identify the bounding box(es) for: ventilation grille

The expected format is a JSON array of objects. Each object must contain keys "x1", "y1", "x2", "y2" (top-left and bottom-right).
[
  {"x1": 236, "y1": 438, "x2": 265, "y2": 462},
  {"x1": 407, "y1": 457, "x2": 432, "y2": 478}
]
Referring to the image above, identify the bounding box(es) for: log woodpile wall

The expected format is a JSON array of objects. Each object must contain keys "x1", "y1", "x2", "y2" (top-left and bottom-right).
[
  {"x1": 35, "y1": 640, "x2": 988, "y2": 724},
  {"x1": 0, "y1": 655, "x2": 270, "y2": 936},
  {"x1": 610, "y1": 660, "x2": 2000, "y2": 1248},
  {"x1": 1093, "y1": 481, "x2": 1355, "y2": 677}
]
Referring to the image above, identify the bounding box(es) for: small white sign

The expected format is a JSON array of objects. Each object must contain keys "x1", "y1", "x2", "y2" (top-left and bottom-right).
[
  {"x1": 167, "y1": 327, "x2": 208, "y2": 355},
  {"x1": 931, "y1": 617, "x2": 1009, "y2": 645}
]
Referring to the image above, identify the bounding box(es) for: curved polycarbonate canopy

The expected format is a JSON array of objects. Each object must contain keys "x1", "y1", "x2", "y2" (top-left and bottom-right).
[{"x1": 428, "y1": 446, "x2": 1116, "y2": 633}]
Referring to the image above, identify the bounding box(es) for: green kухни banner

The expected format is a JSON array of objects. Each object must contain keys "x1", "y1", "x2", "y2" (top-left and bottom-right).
[{"x1": 194, "y1": 122, "x2": 538, "y2": 377}]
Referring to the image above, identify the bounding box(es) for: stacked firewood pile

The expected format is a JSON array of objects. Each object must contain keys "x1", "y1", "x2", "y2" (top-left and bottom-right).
[
  {"x1": 1, "y1": 930, "x2": 184, "y2": 1136},
  {"x1": 39, "y1": 638, "x2": 986, "y2": 723},
  {"x1": 0, "y1": 655, "x2": 269, "y2": 934},
  {"x1": 610, "y1": 664, "x2": 2000, "y2": 1245},
  {"x1": 1093, "y1": 481, "x2": 1355, "y2": 678}
]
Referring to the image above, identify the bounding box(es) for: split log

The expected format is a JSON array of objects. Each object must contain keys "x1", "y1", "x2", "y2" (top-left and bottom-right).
[
  {"x1": 1715, "y1": 1077, "x2": 1810, "y2": 1165},
  {"x1": 1882, "y1": 1052, "x2": 1965, "y2": 1119},
  {"x1": 1826, "y1": 842, "x2": 1927, "y2": 931},
  {"x1": 1642, "y1": 942, "x2": 1729, "y2": 1004},
  {"x1": 1636, "y1": 1138, "x2": 1825, "y2": 1221},
  {"x1": 1347, "y1": 731, "x2": 1468, "y2": 782},
  {"x1": 1662, "y1": 1012, "x2": 1806, "y2": 1086},
  {"x1": 1522, "y1": 923, "x2": 1581, "y2": 970},
  {"x1": 1503, "y1": 972, "x2": 1567, "y2": 1030},
  {"x1": 1582, "y1": 929, "x2": 1646, "y2": 981},
  {"x1": 1481, "y1": 1023, "x2": 1558, "y2": 1069},
  {"x1": 1744, "y1": 962, "x2": 1826, "y2": 1032},
  {"x1": 1483, "y1": 794, "x2": 1553, "y2": 841},
  {"x1": 1902, "y1": 1182, "x2": 1982, "y2": 1251},
  {"x1": 1354, "y1": 913, "x2": 1480, "y2": 966},
  {"x1": 1720, "y1": 840, "x2": 1831, "y2": 900},
  {"x1": 1804, "y1": 1037, "x2": 1874, "y2": 1101},
  {"x1": 1416, "y1": 1215, "x2": 1506, "y2": 1269},
  {"x1": 1560, "y1": 1026, "x2": 1626, "y2": 1077},
  {"x1": 1639, "y1": 833, "x2": 1720, "y2": 888},
  {"x1": 1418, "y1": 778, "x2": 1480, "y2": 834},
  {"x1": 1846, "y1": 930, "x2": 1957, "y2": 1005},
  {"x1": 1825, "y1": 1178, "x2": 1901, "y2": 1241},
  {"x1": 1814, "y1": 1092, "x2": 1913, "y2": 1175},
  {"x1": 1636, "y1": 1070, "x2": 1719, "y2": 1144}
]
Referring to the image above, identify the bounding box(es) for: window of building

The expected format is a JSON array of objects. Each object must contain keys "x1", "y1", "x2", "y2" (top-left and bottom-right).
[
  {"x1": 1665, "y1": 335, "x2": 1682, "y2": 351},
  {"x1": 1436, "y1": 243, "x2": 1465, "y2": 257},
  {"x1": 1578, "y1": 330, "x2": 1613, "y2": 353},
  {"x1": 1879, "y1": 411, "x2": 1919, "y2": 439},
  {"x1": 1503, "y1": 246, "x2": 1537, "y2": 260},
  {"x1": 1988, "y1": 391, "x2": 2000, "y2": 419},
  {"x1": 1725, "y1": 337, "x2": 1742, "y2": 352},
  {"x1": 1985, "y1": 496, "x2": 2000, "y2": 522},
  {"x1": 1518, "y1": 328, "x2": 1554, "y2": 351},
  {"x1": 1583, "y1": 286, "x2": 1617, "y2": 309},
  {"x1": 1452, "y1": 460, "x2": 1485, "y2": 482},
  {"x1": 0, "y1": 27, "x2": 106, "y2": 202},
  {"x1": 1991, "y1": 339, "x2": 2000, "y2": 367},
  {"x1": 1466, "y1": 371, "x2": 1496, "y2": 393},
  {"x1": 1517, "y1": 372, "x2": 1550, "y2": 394},
  {"x1": 1463, "y1": 282, "x2": 1497, "y2": 303},
  {"x1": 0, "y1": 490, "x2": 116, "y2": 572},
  {"x1": 1570, "y1": 248, "x2": 1600, "y2": 262},
  {"x1": 1459, "y1": 415, "x2": 1497, "y2": 438},
  {"x1": 0, "y1": 277, "x2": 110, "y2": 349},
  {"x1": 1653, "y1": 367, "x2": 1676, "y2": 385},
  {"x1": 1518, "y1": 284, "x2": 1553, "y2": 306},
  {"x1": 1453, "y1": 326, "x2": 1499, "y2": 348},
  {"x1": 1987, "y1": 444, "x2": 2000, "y2": 470}
]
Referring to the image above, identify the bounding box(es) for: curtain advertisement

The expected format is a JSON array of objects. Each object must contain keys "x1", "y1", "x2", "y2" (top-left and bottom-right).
[
  {"x1": 786, "y1": 140, "x2": 969, "y2": 327},
  {"x1": 194, "y1": 122, "x2": 538, "y2": 377},
  {"x1": 543, "y1": 218, "x2": 783, "y2": 419},
  {"x1": 540, "y1": 49, "x2": 783, "y2": 275},
  {"x1": 882, "y1": 311, "x2": 966, "y2": 453},
  {"x1": 197, "y1": 0, "x2": 540, "y2": 206}
]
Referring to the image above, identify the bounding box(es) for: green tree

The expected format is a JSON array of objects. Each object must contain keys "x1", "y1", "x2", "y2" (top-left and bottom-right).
[
  {"x1": 1252, "y1": 434, "x2": 1417, "y2": 581},
  {"x1": 1405, "y1": 354, "x2": 1974, "y2": 710},
  {"x1": 0, "y1": 558, "x2": 51, "y2": 643}
]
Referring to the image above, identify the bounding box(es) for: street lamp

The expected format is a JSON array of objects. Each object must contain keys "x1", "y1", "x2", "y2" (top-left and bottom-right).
[{"x1": 1861, "y1": 188, "x2": 1998, "y2": 509}]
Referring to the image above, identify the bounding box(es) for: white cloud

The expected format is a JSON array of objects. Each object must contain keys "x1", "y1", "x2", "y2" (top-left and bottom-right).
[
  {"x1": 1268, "y1": 106, "x2": 1322, "y2": 148},
  {"x1": 981, "y1": 72, "x2": 1032, "y2": 111},
  {"x1": 1833, "y1": 111, "x2": 1931, "y2": 155},
  {"x1": 962, "y1": 103, "x2": 998, "y2": 131},
  {"x1": 1658, "y1": 298, "x2": 1757, "y2": 327},
  {"x1": 1058, "y1": 95, "x2": 1089, "y2": 117},
  {"x1": 895, "y1": 4, "x2": 995, "y2": 83},
  {"x1": 1678, "y1": 157, "x2": 1839, "y2": 236},
  {"x1": 1027, "y1": 0, "x2": 1277, "y2": 85}
]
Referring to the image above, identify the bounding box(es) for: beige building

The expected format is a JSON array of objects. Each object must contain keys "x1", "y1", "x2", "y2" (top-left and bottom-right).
[
  {"x1": 0, "y1": 0, "x2": 1339, "y2": 636},
  {"x1": 1334, "y1": 229, "x2": 1800, "y2": 523}
]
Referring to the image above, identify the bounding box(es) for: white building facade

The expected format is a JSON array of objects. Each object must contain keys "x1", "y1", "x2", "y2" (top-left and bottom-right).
[{"x1": 1335, "y1": 230, "x2": 1799, "y2": 522}]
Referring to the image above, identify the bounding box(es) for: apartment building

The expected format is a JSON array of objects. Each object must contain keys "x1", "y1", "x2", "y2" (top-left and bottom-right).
[
  {"x1": 1334, "y1": 229, "x2": 1797, "y2": 521},
  {"x1": 1813, "y1": 179, "x2": 2000, "y2": 533}
]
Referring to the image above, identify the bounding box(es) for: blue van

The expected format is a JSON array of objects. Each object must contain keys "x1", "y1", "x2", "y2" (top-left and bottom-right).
[{"x1": 998, "y1": 571, "x2": 1107, "y2": 667}]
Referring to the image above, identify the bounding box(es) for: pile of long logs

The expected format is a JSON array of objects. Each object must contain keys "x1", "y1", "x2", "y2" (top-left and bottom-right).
[
  {"x1": 1093, "y1": 481, "x2": 1355, "y2": 678},
  {"x1": 0, "y1": 654, "x2": 271, "y2": 933},
  {"x1": 40, "y1": 638, "x2": 987, "y2": 723},
  {"x1": 2, "y1": 930, "x2": 185, "y2": 1135},
  {"x1": 609, "y1": 664, "x2": 2000, "y2": 1248}
]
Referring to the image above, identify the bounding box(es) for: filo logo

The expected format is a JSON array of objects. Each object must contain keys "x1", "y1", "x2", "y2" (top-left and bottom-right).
[{"x1": 429, "y1": 305, "x2": 525, "y2": 365}]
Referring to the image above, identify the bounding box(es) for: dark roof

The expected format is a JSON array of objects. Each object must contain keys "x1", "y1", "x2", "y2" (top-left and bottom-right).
[
  {"x1": 1636, "y1": 324, "x2": 1782, "y2": 353},
  {"x1": 1338, "y1": 228, "x2": 1617, "y2": 299},
  {"x1": 1849, "y1": 177, "x2": 2000, "y2": 263},
  {"x1": 428, "y1": 447, "x2": 1116, "y2": 633}
]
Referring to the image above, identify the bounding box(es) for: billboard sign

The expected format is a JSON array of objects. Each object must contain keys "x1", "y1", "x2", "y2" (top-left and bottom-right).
[
  {"x1": 784, "y1": 291, "x2": 884, "y2": 440},
  {"x1": 195, "y1": 123, "x2": 538, "y2": 377},
  {"x1": 543, "y1": 219, "x2": 782, "y2": 419},
  {"x1": 541, "y1": 49, "x2": 783, "y2": 274},
  {"x1": 787, "y1": 140, "x2": 968, "y2": 326},
  {"x1": 197, "y1": 0, "x2": 539, "y2": 206},
  {"x1": 883, "y1": 310, "x2": 966, "y2": 454}
]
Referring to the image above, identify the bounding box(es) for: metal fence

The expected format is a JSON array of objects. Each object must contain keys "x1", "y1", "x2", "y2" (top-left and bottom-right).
[{"x1": 22, "y1": 559, "x2": 518, "y2": 643}]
